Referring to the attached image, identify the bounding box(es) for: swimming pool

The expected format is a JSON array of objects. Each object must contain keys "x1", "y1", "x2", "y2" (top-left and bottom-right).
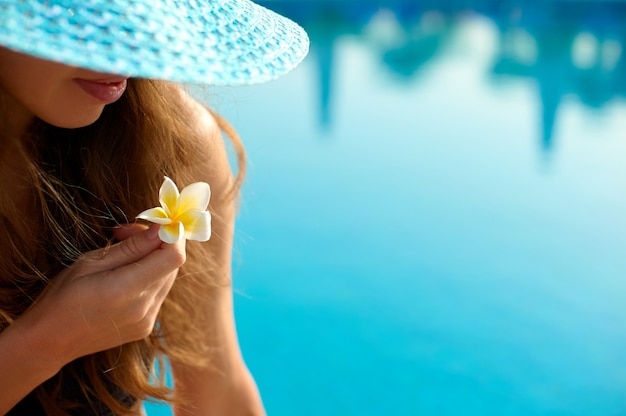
[{"x1": 146, "y1": 2, "x2": 626, "y2": 415}]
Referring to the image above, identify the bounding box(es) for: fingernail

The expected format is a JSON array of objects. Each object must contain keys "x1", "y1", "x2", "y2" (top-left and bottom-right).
[{"x1": 147, "y1": 225, "x2": 160, "y2": 240}]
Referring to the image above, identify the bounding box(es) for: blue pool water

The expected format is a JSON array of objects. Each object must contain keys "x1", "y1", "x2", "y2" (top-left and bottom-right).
[{"x1": 147, "y1": 2, "x2": 626, "y2": 415}]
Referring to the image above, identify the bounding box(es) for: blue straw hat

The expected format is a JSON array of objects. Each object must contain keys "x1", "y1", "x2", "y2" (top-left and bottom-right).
[{"x1": 0, "y1": 0, "x2": 309, "y2": 85}]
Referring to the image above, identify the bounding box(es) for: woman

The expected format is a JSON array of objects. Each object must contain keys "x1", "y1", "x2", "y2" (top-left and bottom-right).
[{"x1": 0, "y1": 0, "x2": 308, "y2": 414}]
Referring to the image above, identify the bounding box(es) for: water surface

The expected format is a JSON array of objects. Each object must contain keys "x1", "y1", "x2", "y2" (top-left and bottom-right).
[{"x1": 148, "y1": 2, "x2": 626, "y2": 415}]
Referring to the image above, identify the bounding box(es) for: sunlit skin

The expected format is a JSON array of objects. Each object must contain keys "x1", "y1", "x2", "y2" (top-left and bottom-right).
[{"x1": 0, "y1": 46, "x2": 128, "y2": 138}]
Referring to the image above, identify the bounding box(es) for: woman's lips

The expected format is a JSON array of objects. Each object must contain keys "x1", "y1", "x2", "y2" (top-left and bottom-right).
[{"x1": 74, "y1": 77, "x2": 129, "y2": 103}]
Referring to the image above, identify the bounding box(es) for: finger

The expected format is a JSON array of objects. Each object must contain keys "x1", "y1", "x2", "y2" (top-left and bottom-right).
[
  {"x1": 154, "y1": 263, "x2": 179, "y2": 303},
  {"x1": 146, "y1": 267, "x2": 180, "y2": 323},
  {"x1": 142, "y1": 241, "x2": 184, "y2": 311},
  {"x1": 113, "y1": 223, "x2": 148, "y2": 241},
  {"x1": 76, "y1": 225, "x2": 162, "y2": 275},
  {"x1": 106, "y1": 238, "x2": 186, "y2": 292}
]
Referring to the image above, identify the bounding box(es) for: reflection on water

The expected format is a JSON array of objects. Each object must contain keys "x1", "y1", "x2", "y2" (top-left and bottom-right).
[
  {"x1": 228, "y1": 2, "x2": 625, "y2": 416},
  {"x1": 148, "y1": 2, "x2": 626, "y2": 416},
  {"x1": 261, "y1": 0, "x2": 626, "y2": 153}
]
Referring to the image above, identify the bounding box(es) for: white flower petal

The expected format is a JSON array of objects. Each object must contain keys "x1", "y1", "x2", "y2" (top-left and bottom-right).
[
  {"x1": 158, "y1": 222, "x2": 184, "y2": 244},
  {"x1": 137, "y1": 207, "x2": 173, "y2": 225},
  {"x1": 177, "y1": 182, "x2": 211, "y2": 215},
  {"x1": 139, "y1": 177, "x2": 212, "y2": 244},
  {"x1": 181, "y1": 210, "x2": 211, "y2": 242},
  {"x1": 159, "y1": 176, "x2": 179, "y2": 216}
]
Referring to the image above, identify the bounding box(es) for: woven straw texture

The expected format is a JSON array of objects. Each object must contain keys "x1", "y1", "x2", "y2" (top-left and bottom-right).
[{"x1": 0, "y1": 0, "x2": 309, "y2": 85}]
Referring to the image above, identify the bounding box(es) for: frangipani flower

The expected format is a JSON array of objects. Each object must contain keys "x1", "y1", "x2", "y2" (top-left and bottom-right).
[{"x1": 137, "y1": 176, "x2": 211, "y2": 244}]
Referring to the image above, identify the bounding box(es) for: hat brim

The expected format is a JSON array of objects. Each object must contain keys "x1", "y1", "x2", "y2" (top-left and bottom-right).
[{"x1": 0, "y1": 0, "x2": 309, "y2": 86}]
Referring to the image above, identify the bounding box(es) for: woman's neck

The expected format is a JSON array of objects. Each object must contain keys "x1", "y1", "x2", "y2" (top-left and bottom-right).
[
  {"x1": 0, "y1": 139, "x2": 32, "y2": 211},
  {"x1": 0, "y1": 88, "x2": 35, "y2": 185},
  {"x1": 0, "y1": 100, "x2": 35, "y2": 218},
  {"x1": 1, "y1": 91, "x2": 35, "y2": 144}
]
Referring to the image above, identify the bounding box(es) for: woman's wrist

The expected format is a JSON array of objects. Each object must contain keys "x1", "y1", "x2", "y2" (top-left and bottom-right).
[
  {"x1": 0, "y1": 318, "x2": 66, "y2": 412},
  {"x1": 7, "y1": 312, "x2": 68, "y2": 379}
]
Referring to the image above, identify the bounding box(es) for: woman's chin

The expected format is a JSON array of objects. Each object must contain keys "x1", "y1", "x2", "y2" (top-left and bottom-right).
[{"x1": 43, "y1": 108, "x2": 105, "y2": 129}]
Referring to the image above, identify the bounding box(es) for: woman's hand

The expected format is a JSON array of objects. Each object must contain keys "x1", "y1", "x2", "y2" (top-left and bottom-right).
[{"x1": 20, "y1": 224, "x2": 185, "y2": 369}]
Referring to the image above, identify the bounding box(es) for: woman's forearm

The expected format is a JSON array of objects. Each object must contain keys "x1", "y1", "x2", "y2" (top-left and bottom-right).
[{"x1": 0, "y1": 320, "x2": 63, "y2": 413}]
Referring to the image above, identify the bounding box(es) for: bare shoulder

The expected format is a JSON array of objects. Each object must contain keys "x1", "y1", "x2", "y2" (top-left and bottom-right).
[
  {"x1": 175, "y1": 85, "x2": 221, "y2": 150},
  {"x1": 171, "y1": 86, "x2": 237, "y2": 265},
  {"x1": 174, "y1": 85, "x2": 235, "y2": 195}
]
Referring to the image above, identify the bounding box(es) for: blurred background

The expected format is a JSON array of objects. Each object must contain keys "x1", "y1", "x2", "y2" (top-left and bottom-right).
[{"x1": 149, "y1": 1, "x2": 626, "y2": 415}]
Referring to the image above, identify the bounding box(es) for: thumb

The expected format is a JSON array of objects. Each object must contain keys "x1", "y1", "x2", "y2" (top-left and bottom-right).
[
  {"x1": 113, "y1": 223, "x2": 149, "y2": 241},
  {"x1": 77, "y1": 225, "x2": 162, "y2": 275}
]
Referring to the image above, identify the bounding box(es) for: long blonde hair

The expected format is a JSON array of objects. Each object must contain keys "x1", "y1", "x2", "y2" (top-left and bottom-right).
[{"x1": 0, "y1": 78, "x2": 245, "y2": 414}]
